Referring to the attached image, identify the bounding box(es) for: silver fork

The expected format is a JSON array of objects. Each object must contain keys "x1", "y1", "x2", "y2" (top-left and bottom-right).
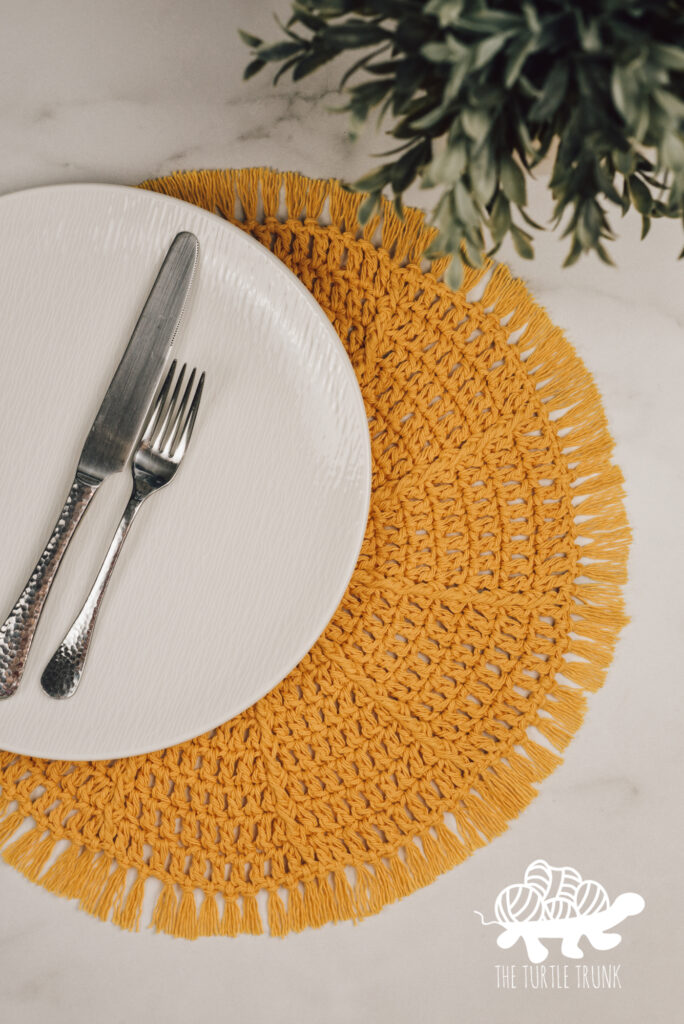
[{"x1": 41, "y1": 361, "x2": 206, "y2": 699}]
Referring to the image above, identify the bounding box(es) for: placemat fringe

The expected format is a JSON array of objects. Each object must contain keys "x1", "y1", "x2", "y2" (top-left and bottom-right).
[
  {"x1": 197, "y1": 892, "x2": 222, "y2": 936},
  {"x1": 175, "y1": 889, "x2": 199, "y2": 940},
  {"x1": 152, "y1": 883, "x2": 178, "y2": 933},
  {"x1": 2, "y1": 825, "x2": 56, "y2": 882},
  {"x1": 0, "y1": 688, "x2": 620, "y2": 936},
  {"x1": 113, "y1": 874, "x2": 146, "y2": 931},
  {"x1": 140, "y1": 166, "x2": 449, "y2": 275}
]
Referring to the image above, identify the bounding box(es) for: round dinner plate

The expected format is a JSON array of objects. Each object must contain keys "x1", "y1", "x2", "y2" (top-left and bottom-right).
[{"x1": 0, "y1": 183, "x2": 371, "y2": 760}]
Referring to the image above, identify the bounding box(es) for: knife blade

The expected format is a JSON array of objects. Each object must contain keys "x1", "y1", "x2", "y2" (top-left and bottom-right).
[
  {"x1": 79, "y1": 231, "x2": 199, "y2": 479},
  {"x1": 0, "y1": 230, "x2": 199, "y2": 698}
]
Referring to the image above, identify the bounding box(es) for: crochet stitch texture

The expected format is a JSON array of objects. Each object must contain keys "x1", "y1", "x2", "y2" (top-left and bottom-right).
[{"x1": 0, "y1": 168, "x2": 629, "y2": 937}]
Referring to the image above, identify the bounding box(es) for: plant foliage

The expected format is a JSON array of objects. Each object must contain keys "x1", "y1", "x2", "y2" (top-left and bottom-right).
[{"x1": 241, "y1": 1, "x2": 684, "y2": 284}]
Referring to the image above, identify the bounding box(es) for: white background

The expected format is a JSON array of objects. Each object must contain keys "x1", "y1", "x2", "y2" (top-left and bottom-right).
[{"x1": 0, "y1": 2, "x2": 682, "y2": 1022}]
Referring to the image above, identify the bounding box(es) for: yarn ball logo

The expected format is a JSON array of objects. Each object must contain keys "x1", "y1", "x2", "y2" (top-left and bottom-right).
[{"x1": 475, "y1": 859, "x2": 645, "y2": 964}]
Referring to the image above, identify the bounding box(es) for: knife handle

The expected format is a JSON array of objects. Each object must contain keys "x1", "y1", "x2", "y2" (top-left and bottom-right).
[{"x1": 0, "y1": 470, "x2": 101, "y2": 698}]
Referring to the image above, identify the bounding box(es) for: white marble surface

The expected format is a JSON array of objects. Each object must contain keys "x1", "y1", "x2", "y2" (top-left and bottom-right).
[{"x1": 0, "y1": 2, "x2": 682, "y2": 1022}]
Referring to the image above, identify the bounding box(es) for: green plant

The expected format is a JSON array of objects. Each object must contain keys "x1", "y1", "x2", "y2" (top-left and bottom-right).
[{"x1": 241, "y1": 0, "x2": 684, "y2": 285}]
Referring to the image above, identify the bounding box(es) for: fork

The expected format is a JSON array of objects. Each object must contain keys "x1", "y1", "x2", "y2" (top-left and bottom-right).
[{"x1": 40, "y1": 360, "x2": 205, "y2": 699}]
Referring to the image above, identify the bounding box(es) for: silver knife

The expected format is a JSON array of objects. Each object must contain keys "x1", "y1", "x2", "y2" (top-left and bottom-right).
[{"x1": 0, "y1": 230, "x2": 199, "y2": 698}]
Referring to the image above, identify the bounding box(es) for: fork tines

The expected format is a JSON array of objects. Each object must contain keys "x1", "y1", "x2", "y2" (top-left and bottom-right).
[{"x1": 145, "y1": 360, "x2": 205, "y2": 460}]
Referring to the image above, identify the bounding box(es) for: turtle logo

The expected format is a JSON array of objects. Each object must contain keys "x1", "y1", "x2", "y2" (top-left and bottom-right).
[{"x1": 475, "y1": 859, "x2": 645, "y2": 964}]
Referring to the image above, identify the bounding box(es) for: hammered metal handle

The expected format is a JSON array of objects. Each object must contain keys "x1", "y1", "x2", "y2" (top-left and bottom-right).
[
  {"x1": 0, "y1": 471, "x2": 100, "y2": 698},
  {"x1": 41, "y1": 491, "x2": 144, "y2": 700}
]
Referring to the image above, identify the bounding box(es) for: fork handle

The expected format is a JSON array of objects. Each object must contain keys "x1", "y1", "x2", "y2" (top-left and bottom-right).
[
  {"x1": 0, "y1": 470, "x2": 101, "y2": 698},
  {"x1": 40, "y1": 488, "x2": 146, "y2": 699}
]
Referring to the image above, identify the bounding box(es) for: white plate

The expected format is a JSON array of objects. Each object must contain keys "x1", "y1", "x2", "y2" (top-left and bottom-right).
[{"x1": 0, "y1": 183, "x2": 371, "y2": 760}]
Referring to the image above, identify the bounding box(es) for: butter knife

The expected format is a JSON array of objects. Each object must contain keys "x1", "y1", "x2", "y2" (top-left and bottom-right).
[{"x1": 0, "y1": 230, "x2": 199, "y2": 698}]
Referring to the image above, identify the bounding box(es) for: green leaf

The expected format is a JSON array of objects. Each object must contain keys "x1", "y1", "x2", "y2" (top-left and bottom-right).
[
  {"x1": 462, "y1": 107, "x2": 491, "y2": 145},
  {"x1": 504, "y1": 34, "x2": 537, "y2": 88},
  {"x1": 612, "y1": 148, "x2": 634, "y2": 176},
  {"x1": 577, "y1": 200, "x2": 603, "y2": 248},
  {"x1": 354, "y1": 165, "x2": 392, "y2": 193},
  {"x1": 425, "y1": 0, "x2": 466, "y2": 30},
  {"x1": 510, "y1": 224, "x2": 534, "y2": 259},
  {"x1": 326, "y1": 21, "x2": 388, "y2": 47},
  {"x1": 594, "y1": 165, "x2": 624, "y2": 208},
  {"x1": 563, "y1": 235, "x2": 583, "y2": 267},
  {"x1": 619, "y1": 177, "x2": 631, "y2": 215},
  {"x1": 458, "y1": 10, "x2": 521, "y2": 33},
  {"x1": 409, "y1": 101, "x2": 452, "y2": 131},
  {"x1": 425, "y1": 139, "x2": 468, "y2": 185},
  {"x1": 522, "y1": 3, "x2": 540, "y2": 34},
  {"x1": 515, "y1": 117, "x2": 538, "y2": 162},
  {"x1": 629, "y1": 176, "x2": 652, "y2": 215},
  {"x1": 453, "y1": 179, "x2": 480, "y2": 227},
  {"x1": 358, "y1": 191, "x2": 381, "y2": 225},
  {"x1": 256, "y1": 40, "x2": 303, "y2": 61},
  {"x1": 292, "y1": 48, "x2": 338, "y2": 80},
  {"x1": 473, "y1": 32, "x2": 514, "y2": 71},
  {"x1": 595, "y1": 240, "x2": 615, "y2": 266},
  {"x1": 274, "y1": 55, "x2": 302, "y2": 85},
  {"x1": 390, "y1": 142, "x2": 429, "y2": 192},
  {"x1": 634, "y1": 106, "x2": 650, "y2": 146},
  {"x1": 655, "y1": 44, "x2": 684, "y2": 72},
  {"x1": 529, "y1": 62, "x2": 568, "y2": 121},
  {"x1": 390, "y1": 61, "x2": 426, "y2": 117},
  {"x1": 421, "y1": 42, "x2": 453, "y2": 64},
  {"x1": 611, "y1": 64, "x2": 643, "y2": 128},
  {"x1": 489, "y1": 191, "x2": 511, "y2": 243},
  {"x1": 442, "y1": 58, "x2": 472, "y2": 107},
  {"x1": 350, "y1": 79, "x2": 394, "y2": 108},
  {"x1": 290, "y1": 8, "x2": 327, "y2": 32},
  {"x1": 461, "y1": 235, "x2": 485, "y2": 268},
  {"x1": 238, "y1": 29, "x2": 263, "y2": 48},
  {"x1": 500, "y1": 156, "x2": 527, "y2": 206},
  {"x1": 445, "y1": 255, "x2": 465, "y2": 290},
  {"x1": 243, "y1": 58, "x2": 266, "y2": 80},
  {"x1": 340, "y1": 43, "x2": 391, "y2": 87},
  {"x1": 470, "y1": 142, "x2": 497, "y2": 205},
  {"x1": 273, "y1": 14, "x2": 306, "y2": 44},
  {"x1": 518, "y1": 206, "x2": 544, "y2": 231},
  {"x1": 663, "y1": 132, "x2": 684, "y2": 172},
  {"x1": 654, "y1": 88, "x2": 684, "y2": 122},
  {"x1": 578, "y1": 16, "x2": 602, "y2": 54}
]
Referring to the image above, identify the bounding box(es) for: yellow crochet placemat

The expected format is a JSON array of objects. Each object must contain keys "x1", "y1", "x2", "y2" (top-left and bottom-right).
[{"x1": 0, "y1": 167, "x2": 629, "y2": 938}]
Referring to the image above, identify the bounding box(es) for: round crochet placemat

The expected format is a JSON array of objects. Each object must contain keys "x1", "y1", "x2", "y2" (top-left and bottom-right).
[{"x1": 0, "y1": 168, "x2": 629, "y2": 938}]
